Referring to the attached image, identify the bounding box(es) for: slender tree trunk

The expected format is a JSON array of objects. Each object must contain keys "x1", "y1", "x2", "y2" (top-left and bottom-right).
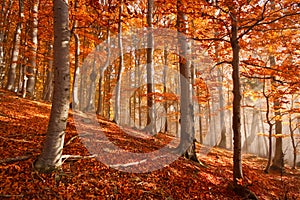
[
  {"x1": 163, "y1": 47, "x2": 168, "y2": 133},
  {"x1": 242, "y1": 109, "x2": 258, "y2": 152},
  {"x1": 146, "y1": 0, "x2": 155, "y2": 134},
  {"x1": 113, "y1": 1, "x2": 124, "y2": 124},
  {"x1": 42, "y1": 44, "x2": 53, "y2": 101},
  {"x1": 217, "y1": 68, "x2": 226, "y2": 148},
  {"x1": 269, "y1": 56, "x2": 284, "y2": 172},
  {"x1": 0, "y1": 0, "x2": 13, "y2": 86},
  {"x1": 231, "y1": 15, "x2": 243, "y2": 185},
  {"x1": 72, "y1": 0, "x2": 80, "y2": 110},
  {"x1": 85, "y1": 53, "x2": 97, "y2": 111},
  {"x1": 97, "y1": 24, "x2": 110, "y2": 116},
  {"x1": 263, "y1": 78, "x2": 273, "y2": 173},
  {"x1": 289, "y1": 98, "x2": 297, "y2": 169},
  {"x1": 270, "y1": 98, "x2": 284, "y2": 172},
  {"x1": 6, "y1": 0, "x2": 24, "y2": 91},
  {"x1": 227, "y1": 84, "x2": 233, "y2": 150},
  {"x1": 34, "y1": 0, "x2": 70, "y2": 172},
  {"x1": 26, "y1": 0, "x2": 39, "y2": 96},
  {"x1": 242, "y1": 94, "x2": 248, "y2": 152}
]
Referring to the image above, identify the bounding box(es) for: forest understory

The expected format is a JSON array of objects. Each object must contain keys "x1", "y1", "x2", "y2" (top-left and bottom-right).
[{"x1": 1, "y1": 89, "x2": 300, "y2": 199}]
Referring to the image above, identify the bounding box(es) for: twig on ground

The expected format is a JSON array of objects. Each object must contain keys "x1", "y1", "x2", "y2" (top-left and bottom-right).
[
  {"x1": 0, "y1": 155, "x2": 32, "y2": 164},
  {"x1": 61, "y1": 154, "x2": 96, "y2": 164},
  {"x1": 0, "y1": 135, "x2": 33, "y2": 143}
]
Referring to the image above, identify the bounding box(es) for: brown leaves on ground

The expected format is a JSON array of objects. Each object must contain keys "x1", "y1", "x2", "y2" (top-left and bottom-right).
[{"x1": 0, "y1": 89, "x2": 300, "y2": 199}]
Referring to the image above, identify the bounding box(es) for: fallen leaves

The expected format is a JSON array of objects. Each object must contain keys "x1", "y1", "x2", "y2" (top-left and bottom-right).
[{"x1": 0, "y1": 89, "x2": 300, "y2": 199}]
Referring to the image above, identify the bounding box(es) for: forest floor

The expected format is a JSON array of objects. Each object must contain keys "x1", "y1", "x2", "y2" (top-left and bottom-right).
[{"x1": 0, "y1": 89, "x2": 300, "y2": 199}]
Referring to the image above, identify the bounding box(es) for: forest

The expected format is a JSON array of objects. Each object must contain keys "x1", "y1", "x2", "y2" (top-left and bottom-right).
[{"x1": 0, "y1": 0, "x2": 300, "y2": 199}]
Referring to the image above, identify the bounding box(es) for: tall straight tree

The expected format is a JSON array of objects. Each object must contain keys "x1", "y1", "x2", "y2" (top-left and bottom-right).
[
  {"x1": 230, "y1": 11, "x2": 243, "y2": 186},
  {"x1": 26, "y1": 0, "x2": 39, "y2": 96},
  {"x1": 269, "y1": 56, "x2": 284, "y2": 172},
  {"x1": 177, "y1": 0, "x2": 198, "y2": 162},
  {"x1": 34, "y1": 0, "x2": 70, "y2": 172},
  {"x1": 6, "y1": 0, "x2": 24, "y2": 91},
  {"x1": 146, "y1": 0, "x2": 155, "y2": 134},
  {"x1": 72, "y1": 0, "x2": 80, "y2": 110},
  {"x1": 113, "y1": 0, "x2": 124, "y2": 124}
]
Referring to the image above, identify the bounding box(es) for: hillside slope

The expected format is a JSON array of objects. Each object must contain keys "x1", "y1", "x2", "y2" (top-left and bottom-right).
[{"x1": 0, "y1": 89, "x2": 299, "y2": 199}]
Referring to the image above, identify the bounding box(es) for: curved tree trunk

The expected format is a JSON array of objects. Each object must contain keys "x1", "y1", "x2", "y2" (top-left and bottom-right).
[{"x1": 34, "y1": 0, "x2": 70, "y2": 172}]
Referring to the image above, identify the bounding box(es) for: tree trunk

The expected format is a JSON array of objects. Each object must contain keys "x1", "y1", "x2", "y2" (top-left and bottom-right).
[
  {"x1": 34, "y1": 0, "x2": 70, "y2": 172},
  {"x1": 242, "y1": 94, "x2": 248, "y2": 152},
  {"x1": 146, "y1": 0, "x2": 155, "y2": 134},
  {"x1": 0, "y1": 0, "x2": 13, "y2": 86},
  {"x1": 263, "y1": 78, "x2": 273, "y2": 173},
  {"x1": 231, "y1": 15, "x2": 243, "y2": 185},
  {"x1": 177, "y1": 0, "x2": 198, "y2": 162},
  {"x1": 113, "y1": 1, "x2": 124, "y2": 124},
  {"x1": 270, "y1": 97, "x2": 284, "y2": 172},
  {"x1": 71, "y1": 0, "x2": 80, "y2": 110},
  {"x1": 242, "y1": 109, "x2": 258, "y2": 152},
  {"x1": 42, "y1": 44, "x2": 54, "y2": 101},
  {"x1": 163, "y1": 47, "x2": 168, "y2": 133},
  {"x1": 288, "y1": 98, "x2": 297, "y2": 169},
  {"x1": 97, "y1": 24, "x2": 110, "y2": 116},
  {"x1": 6, "y1": 0, "x2": 24, "y2": 91},
  {"x1": 26, "y1": 0, "x2": 39, "y2": 96}
]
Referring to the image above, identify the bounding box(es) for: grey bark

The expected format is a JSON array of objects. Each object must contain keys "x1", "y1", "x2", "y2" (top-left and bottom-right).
[
  {"x1": 34, "y1": 0, "x2": 70, "y2": 172},
  {"x1": 113, "y1": 1, "x2": 124, "y2": 124},
  {"x1": 177, "y1": 0, "x2": 198, "y2": 162},
  {"x1": 97, "y1": 24, "x2": 110, "y2": 116},
  {"x1": 26, "y1": 0, "x2": 39, "y2": 96},
  {"x1": 146, "y1": 0, "x2": 155, "y2": 134},
  {"x1": 6, "y1": 0, "x2": 24, "y2": 91}
]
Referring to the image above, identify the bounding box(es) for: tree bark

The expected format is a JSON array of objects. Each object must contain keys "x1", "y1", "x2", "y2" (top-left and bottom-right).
[
  {"x1": 146, "y1": 0, "x2": 155, "y2": 134},
  {"x1": 26, "y1": 0, "x2": 39, "y2": 96},
  {"x1": 34, "y1": 0, "x2": 70, "y2": 172},
  {"x1": 42, "y1": 44, "x2": 53, "y2": 101},
  {"x1": 177, "y1": 0, "x2": 198, "y2": 162},
  {"x1": 6, "y1": 0, "x2": 24, "y2": 91},
  {"x1": 96, "y1": 24, "x2": 110, "y2": 116},
  {"x1": 163, "y1": 47, "x2": 168, "y2": 133},
  {"x1": 231, "y1": 15, "x2": 243, "y2": 185},
  {"x1": 113, "y1": 1, "x2": 124, "y2": 124},
  {"x1": 72, "y1": 0, "x2": 80, "y2": 110},
  {"x1": 270, "y1": 95, "x2": 284, "y2": 172}
]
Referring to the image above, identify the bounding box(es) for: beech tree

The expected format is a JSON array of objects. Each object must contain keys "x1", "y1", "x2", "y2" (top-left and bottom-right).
[
  {"x1": 25, "y1": 0, "x2": 39, "y2": 96},
  {"x1": 6, "y1": 0, "x2": 24, "y2": 91},
  {"x1": 177, "y1": 0, "x2": 199, "y2": 162},
  {"x1": 34, "y1": 0, "x2": 70, "y2": 172},
  {"x1": 146, "y1": 0, "x2": 155, "y2": 134}
]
